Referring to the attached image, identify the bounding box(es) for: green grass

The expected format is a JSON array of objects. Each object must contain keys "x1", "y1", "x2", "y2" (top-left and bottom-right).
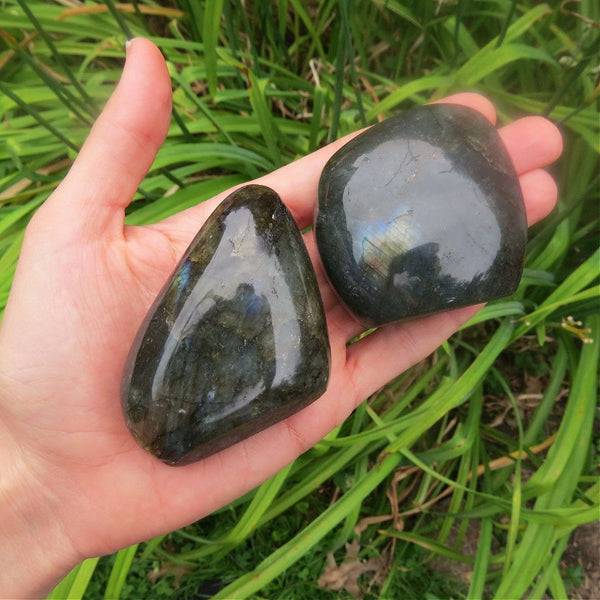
[{"x1": 1, "y1": 1, "x2": 598, "y2": 598}]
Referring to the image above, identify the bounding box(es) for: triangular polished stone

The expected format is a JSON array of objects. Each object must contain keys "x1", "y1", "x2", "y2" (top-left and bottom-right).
[
  {"x1": 316, "y1": 104, "x2": 527, "y2": 327},
  {"x1": 122, "y1": 185, "x2": 330, "y2": 466}
]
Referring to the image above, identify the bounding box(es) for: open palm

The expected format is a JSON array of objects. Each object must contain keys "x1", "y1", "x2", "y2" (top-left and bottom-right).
[{"x1": 0, "y1": 39, "x2": 562, "y2": 593}]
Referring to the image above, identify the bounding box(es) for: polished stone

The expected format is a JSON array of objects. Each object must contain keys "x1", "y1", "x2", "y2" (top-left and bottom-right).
[
  {"x1": 122, "y1": 185, "x2": 330, "y2": 466},
  {"x1": 315, "y1": 104, "x2": 526, "y2": 327}
]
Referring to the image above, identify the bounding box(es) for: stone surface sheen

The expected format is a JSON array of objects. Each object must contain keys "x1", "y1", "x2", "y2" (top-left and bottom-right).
[
  {"x1": 122, "y1": 185, "x2": 330, "y2": 466},
  {"x1": 316, "y1": 104, "x2": 527, "y2": 327}
]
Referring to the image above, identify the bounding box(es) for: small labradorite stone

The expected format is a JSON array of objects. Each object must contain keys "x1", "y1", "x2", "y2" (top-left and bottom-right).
[
  {"x1": 316, "y1": 104, "x2": 527, "y2": 327},
  {"x1": 122, "y1": 185, "x2": 330, "y2": 466}
]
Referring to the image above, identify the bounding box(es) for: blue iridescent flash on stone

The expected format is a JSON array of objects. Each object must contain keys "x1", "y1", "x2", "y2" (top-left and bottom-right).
[
  {"x1": 315, "y1": 104, "x2": 527, "y2": 327},
  {"x1": 122, "y1": 185, "x2": 330, "y2": 465}
]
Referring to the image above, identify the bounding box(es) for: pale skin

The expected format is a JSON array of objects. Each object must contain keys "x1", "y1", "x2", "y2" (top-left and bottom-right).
[{"x1": 0, "y1": 38, "x2": 563, "y2": 597}]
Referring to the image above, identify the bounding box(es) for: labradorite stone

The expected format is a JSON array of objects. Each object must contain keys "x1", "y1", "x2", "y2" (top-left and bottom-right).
[
  {"x1": 122, "y1": 185, "x2": 330, "y2": 466},
  {"x1": 316, "y1": 104, "x2": 527, "y2": 327}
]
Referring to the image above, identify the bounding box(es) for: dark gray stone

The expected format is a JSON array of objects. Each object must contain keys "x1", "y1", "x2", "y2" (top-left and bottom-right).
[
  {"x1": 315, "y1": 104, "x2": 527, "y2": 327},
  {"x1": 122, "y1": 185, "x2": 330, "y2": 466}
]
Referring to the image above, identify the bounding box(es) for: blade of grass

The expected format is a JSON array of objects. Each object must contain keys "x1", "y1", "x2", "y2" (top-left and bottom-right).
[
  {"x1": 386, "y1": 319, "x2": 515, "y2": 453},
  {"x1": 524, "y1": 318, "x2": 599, "y2": 494},
  {"x1": 14, "y1": 0, "x2": 96, "y2": 109},
  {"x1": 452, "y1": 0, "x2": 465, "y2": 68},
  {"x1": 370, "y1": 0, "x2": 421, "y2": 29},
  {"x1": 287, "y1": 0, "x2": 326, "y2": 62},
  {"x1": 491, "y1": 371, "x2": 524, "y2": 577},
  {"x1": 45, "y1": 565, "x2": 78, "y2": 599},
  {"x1": 331, "y1": 403, "x2": 370, "y2": 549},
  {"x1": 339, "y1": 0, "x2": 366, "y2": 127},
  {"x1": 544, "y1": 34, "x2": 600, "y2": 117},
  {"x1": 528, "y1": 535, "x2": 569, "y2": 599},
  {"x1": 66, "y1": 557, "x2": 100, "y2": 599},
  {"x1": 181, "y1": 463, "x2": 293, "y2": 560},
  {"x1": 125, "y1": 175, "x2": 246, "y2": 225},
  {"x1": 0, "y1": 37, "x2": 93, "y2": 124},
  {"x1": 548, "y1": 565, "x2": 569, "y2": 600},
  {"x1": 467, "y1": 441, "x2": 493, "y2": 599},
  {"x1": 496, "y1": 0, "x2": 519, "y2": 47},
  {"x1": 103, "y1": 0, "x2": 134, "y2": 39},
  {"x1": 365, "y1": 76, "x2": 449, "y2": 120},
  {"x1": 523, "y1": 341, "x2": 568, "y2": 446},
  {"x1": 0, "y1": 82, "x2": 79, "y2": 152},
  {"x1": 177, "y1": 0, "x2": 202, "y2": 42},
  {"x1": 212, "y1": 452, "x2": 402, "y2": 599},
  {"x1": 308, "y1": 85, "x2": 326, "y2": 152},
  {"x1": 203, "y1": 0, "x2": 225, "y2": 98},
  {"x1": 460, "y1": 301, "x2": 524, "y2": 328},
  {"x1": 167, "y1": 61, "x2": 236, "y2": 146},
  {"x1": 381, "y1": 529, "x2": 495, "y2": 564},
  {"x1": 457, "y1": 43, "x2": 556, "y2": 87},
  {"x1": 436, "y1": 387, "x2": 483, "y2": 544},
  {"x1": 247, "y1": 73, "x2": 283, "y2": 167},
  {"x1": 103, "y1": 544, "x2": 139, "y2": 600},
  {"x1": 513, "y1": 249, "x2": 600, "y2": 340},
  {"x1": 495, "y1": 315, "x2": 599, "y2": 597},
  {"x1": 329, "y1": 0, "x2": 350, "y2": 142},
  {"x1": 140, "y1": 534, "x2": 168, "y2": 559}
]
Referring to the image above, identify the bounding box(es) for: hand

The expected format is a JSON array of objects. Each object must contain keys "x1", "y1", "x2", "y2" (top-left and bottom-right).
[{"x1": 0, "y1": 38, "x2": 562, "y2": 597}]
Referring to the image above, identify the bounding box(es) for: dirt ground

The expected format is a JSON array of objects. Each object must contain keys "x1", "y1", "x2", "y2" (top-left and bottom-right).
[
  {"x1": 429, "y1": 519, "x2": 599, "y2": 599},
  {"x1": 561, "y1": 521, "x2": 600, "y2": 600}
]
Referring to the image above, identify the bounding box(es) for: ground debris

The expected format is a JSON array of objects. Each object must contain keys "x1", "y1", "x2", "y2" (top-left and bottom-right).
[
  {"x1": 318, "y1": 539, "x2": 389, "y2": 598},
  {"x1": 559, "y1": 522, "x2": 600, "y2": 600},
  {"x1": 147, "y1": 561, "x2": 194, "y2": 589}
]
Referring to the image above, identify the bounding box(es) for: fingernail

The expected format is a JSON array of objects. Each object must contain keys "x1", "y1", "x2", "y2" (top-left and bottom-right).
[{"x1": 125, "y1": 38, "x2": 133, "y2": 53}]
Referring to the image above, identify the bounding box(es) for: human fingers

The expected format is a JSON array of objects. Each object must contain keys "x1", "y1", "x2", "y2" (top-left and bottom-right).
[
  {"x1": 38, "y1": 38, "x2": 171, "y2": 242},
  {"x1": 265, "y1": 92, "x2": 498, "y2": 227},
  {"x1": 339, "y1": 128, "x2": 563, "y2": 393},
  {"x1": 155, "y1": 94, "x2": 562, "y2": 352},
  {"x1": 499, "y1": 116, "x2": 562, "y2": 175},
  {"x1": 432, "y1": 92, "x2": 497, "y2": 124},
  {"x1": 520, "y1": 169, "x2": 559, "y2": 226},
  {"x1": 326, "y1": 163, "x2": 560, "y2": 346},
  {"x1": 153, "y1": 93, "x2": 498, "y2": 247},
  {"x1": 270, "y1": 100, "x2": 561, "y2": 226},
  {"x1": 307, "y1": 111, "x2": 561, "y2": 343}
]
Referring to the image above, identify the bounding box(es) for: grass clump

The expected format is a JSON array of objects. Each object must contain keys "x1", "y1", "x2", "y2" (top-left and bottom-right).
[{"x1": 0, "y1": 1, "x2": 598, "y2": 598}]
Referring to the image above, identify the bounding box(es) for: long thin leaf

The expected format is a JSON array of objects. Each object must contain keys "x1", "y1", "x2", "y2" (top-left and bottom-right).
[
  {"x1": 203, "y1": 0, "x2": 225, "y2": 98},
  {"x1": 104, "y1": 544, "x2": 139, "y2": 600}
]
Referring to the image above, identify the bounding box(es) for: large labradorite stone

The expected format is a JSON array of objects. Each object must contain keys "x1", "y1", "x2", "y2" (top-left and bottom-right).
[
  {"x1": 122, "y1": 185, "x2": 330, "y2": 466},
  {"x1": 316, "y1": 104, "x2": 526, "y2": 327}
]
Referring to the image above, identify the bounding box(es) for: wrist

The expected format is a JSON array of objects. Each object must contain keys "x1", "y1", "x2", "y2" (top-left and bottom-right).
[{"x1": 0, "y1": 422, "x2": 80, "y2": 598}]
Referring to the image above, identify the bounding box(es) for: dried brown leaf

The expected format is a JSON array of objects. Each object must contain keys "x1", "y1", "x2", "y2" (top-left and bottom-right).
[
  {"x1": 147, "y1": 562, "x2": 194, "y2": 589},
  {"x1": 318, "y1": 540, "x2": 389, "y2": 598}
]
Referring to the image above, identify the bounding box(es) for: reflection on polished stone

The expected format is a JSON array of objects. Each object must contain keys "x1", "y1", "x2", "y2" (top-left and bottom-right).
[
  {"x1": 122, "y1": 185, "x2": 330, "y2": 466},
  {"x1": 316, "y1": 104, "x2": 527, "y2": 327}
]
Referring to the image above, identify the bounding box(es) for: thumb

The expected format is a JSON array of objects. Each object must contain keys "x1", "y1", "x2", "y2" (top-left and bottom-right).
[{"x1": 39, "y1": 38, "x2": 172, "y2": 242}]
